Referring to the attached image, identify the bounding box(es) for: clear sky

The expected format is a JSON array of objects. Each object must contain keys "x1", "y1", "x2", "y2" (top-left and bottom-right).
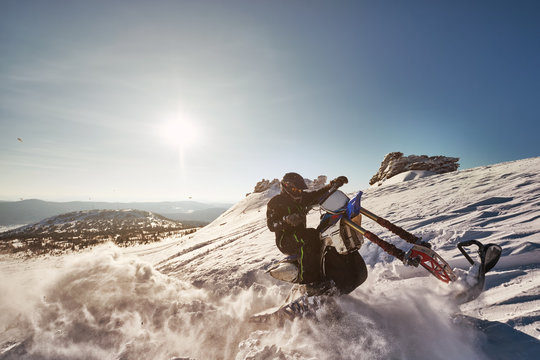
[{"x1": 1, "y1": 0, "x2": 539, "y2": 203}]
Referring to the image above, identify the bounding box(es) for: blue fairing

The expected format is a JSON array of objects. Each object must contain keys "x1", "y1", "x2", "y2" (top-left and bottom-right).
[
  {"x1": 317, "y1": 212, "x2": 342, "y2": 233},
  {"x1": 347, "y1": 191, "x2": 362, "y2": 219}
]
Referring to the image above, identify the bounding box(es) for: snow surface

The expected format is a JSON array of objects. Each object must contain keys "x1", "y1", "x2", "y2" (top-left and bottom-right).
[
  {"x1": 373, "y1": 169, "x2": 436, "y2": 186},
  {"x1": 0, "y1": 225, "x2": 26, "y2": 233},
  {"x1": 1, "y1": 157, "x2": 540, "y2": 359}
]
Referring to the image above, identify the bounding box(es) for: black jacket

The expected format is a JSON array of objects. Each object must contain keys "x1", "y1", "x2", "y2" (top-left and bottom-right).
[{"x1": 266, "y1": 185, "x2": 333, "y2": 236}]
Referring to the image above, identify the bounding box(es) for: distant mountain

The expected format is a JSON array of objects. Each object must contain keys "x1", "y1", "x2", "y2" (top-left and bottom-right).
[
  {"x1": 0, "y1": 199, "x2": 232, "y2": 226},
  {"x1": 0, "y1": 209, "x2": 192, "y2": 255}
]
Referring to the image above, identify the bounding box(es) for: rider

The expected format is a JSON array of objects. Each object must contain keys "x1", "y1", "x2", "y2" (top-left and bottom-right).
[{"x1": 266, "y1": 172, "x2": 348, "y2": 284}]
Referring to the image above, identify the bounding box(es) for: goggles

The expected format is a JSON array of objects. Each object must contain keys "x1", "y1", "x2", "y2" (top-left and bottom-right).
[{"x1": 281, "y1": 181, "x2": 303, "y2": 196}]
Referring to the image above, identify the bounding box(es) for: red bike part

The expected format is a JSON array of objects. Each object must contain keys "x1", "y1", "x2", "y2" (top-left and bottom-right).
[{"x1": 409, "y1": 245, "x2": 457, "y2": 283}]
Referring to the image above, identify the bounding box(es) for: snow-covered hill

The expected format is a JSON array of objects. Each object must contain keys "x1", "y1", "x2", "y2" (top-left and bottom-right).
[
  {"x1": 3, "y1": 209, "x2": 183, "y2": 236},
  {"x1": 1, "y1": 157, "x2": 539, "y2": 359},
  {"x1": 0, "y1": 209, "x2": 185, "y2": 255}
]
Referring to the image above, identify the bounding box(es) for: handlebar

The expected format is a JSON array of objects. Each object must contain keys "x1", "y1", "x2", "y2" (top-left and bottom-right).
[{"x1": 457, "y1": 240, "x2": 484, "y2": 266}]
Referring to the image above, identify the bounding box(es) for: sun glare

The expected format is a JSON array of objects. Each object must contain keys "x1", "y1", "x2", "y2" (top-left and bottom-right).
[{"x1": 158, "y1": 118, "x2": 200, "y2": 150}]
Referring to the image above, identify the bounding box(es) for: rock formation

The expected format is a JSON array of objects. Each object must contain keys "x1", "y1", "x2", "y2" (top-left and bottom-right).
[
  {"x1": 305, "y1": 175, "x2": 327, "y2": 190},
  {"x1": 370, "y1": 152, "x2": 459, "y2": 185},
  {"x1": 253, "y1": 178, "x2": 280, "y2": 193},
  {"x1": 252, "y1": 175, "x2": 327, "y2": 194}
]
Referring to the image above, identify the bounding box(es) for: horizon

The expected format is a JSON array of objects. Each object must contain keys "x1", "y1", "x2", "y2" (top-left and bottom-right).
[
  {"x1": 3, "y1": 154, "x2": 539, "y2": 204},
  {"x1": 0, "y1": 197, "x2": 233, "y2": 206},
  {"x1": 2, "y1": 1, "x2": 539, "y2": 203},
  {"x1": 2, "y1": 154, "x2": 539, "y2": 204}
]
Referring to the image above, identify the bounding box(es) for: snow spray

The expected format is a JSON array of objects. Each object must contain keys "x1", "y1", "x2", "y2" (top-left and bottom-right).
[{"x1": 1, "y1": 250, "x2": 489, "y2": 360}]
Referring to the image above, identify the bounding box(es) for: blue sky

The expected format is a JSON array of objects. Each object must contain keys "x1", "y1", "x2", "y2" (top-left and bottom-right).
[{"x1": 1, "y1": 0, "x2": 539, "y2": 203}]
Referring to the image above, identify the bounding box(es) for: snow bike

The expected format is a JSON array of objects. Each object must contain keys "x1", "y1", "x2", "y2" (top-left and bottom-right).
[{"x1": 252, "y1": 188, "x2": 502, "y2": 322}]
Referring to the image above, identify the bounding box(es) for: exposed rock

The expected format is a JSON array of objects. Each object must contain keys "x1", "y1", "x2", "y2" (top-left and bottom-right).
[
  {"x1": 251, "y1": 175, "x2": 327, "y2": 196},
  {"x1": 253, "y1": 178, "x2": 280, "y2": 193},
  {"x1": 370, "y1": 152, "x2": 459, "y2": 185},
  {"x1": 305, "y1": 175, "x2": 327, "y2": 190}
]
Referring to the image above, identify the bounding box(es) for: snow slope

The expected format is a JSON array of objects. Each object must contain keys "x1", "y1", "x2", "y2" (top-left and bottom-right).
[
  {"x1": 1, "y1": 157, "x2": 539, "y2": 359},
  {"x1": 374, "y1": 169, "x2": 436, "y2": 186}
]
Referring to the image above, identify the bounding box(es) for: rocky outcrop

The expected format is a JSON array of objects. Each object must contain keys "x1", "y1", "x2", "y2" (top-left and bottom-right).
[
  {"x1": 253, "y1": 178, "x2": 280, "y2": 193},
  {"x1": 252, "y1": 175, "x2": 327, "y2": 195},
  {"x1": 305, "y1": 175, "x2": 327, "y2": 190},
  {"x1": 370, "y1": 152, "x2": 459, "y2": 185}
]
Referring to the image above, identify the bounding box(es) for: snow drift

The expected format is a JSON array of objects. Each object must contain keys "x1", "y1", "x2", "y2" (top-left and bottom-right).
[
  {"x1": 0, "y1": 251, "x2": 487, "y2": 360},
  {"x1": 1, "y1": 157, "x2": 540, "y2": 359}
]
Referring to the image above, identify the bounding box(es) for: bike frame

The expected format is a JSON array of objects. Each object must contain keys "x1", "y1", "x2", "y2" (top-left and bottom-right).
[{"x1": 319, "y1": 190, "x2": 457, "y2": 283}]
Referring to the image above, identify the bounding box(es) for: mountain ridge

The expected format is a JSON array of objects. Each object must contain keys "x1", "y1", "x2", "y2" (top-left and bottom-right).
[
  {"x1": 0, "y1": 199, "x2": 232, "y2": 226},
  {"x1": 0, "y1": 209, "x2": 190, "y2": 256}
]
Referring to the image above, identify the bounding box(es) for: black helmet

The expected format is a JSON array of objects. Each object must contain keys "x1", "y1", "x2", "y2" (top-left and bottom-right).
[{"x1": 281, "y1": 172, "x2": 307, "y2": 201}]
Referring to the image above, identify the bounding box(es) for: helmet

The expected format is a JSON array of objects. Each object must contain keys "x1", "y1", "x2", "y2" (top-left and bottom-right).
[{"x1": 281, "y1": 172, "x2": 307, "y2": 201}]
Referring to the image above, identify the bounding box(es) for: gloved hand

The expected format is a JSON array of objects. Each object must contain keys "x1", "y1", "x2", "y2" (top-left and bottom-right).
[
  {"x1": 330, "y1": 176, "x2": 348, "y2": 188},
  {"x1": 283, "y1": 213, "x2": 304, "y2": 227}
]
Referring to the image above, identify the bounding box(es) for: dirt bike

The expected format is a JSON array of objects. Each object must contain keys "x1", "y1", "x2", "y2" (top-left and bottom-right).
[{"x1": 252, "y1": 188, "x2": 502, "y2": 322}]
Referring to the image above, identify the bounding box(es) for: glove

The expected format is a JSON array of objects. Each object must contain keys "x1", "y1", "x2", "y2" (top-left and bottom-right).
[
  {"x1": 330, "y1": 176, "x2": 348, "y2": 188},
  {"x1": 283, "y1": 213, "x2": 304, "y2": 227}
]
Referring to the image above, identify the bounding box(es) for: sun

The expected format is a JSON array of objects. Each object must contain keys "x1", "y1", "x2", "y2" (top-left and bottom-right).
[{"x1": 157, "y1": 117, "x2": 201, "y2": 150}]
